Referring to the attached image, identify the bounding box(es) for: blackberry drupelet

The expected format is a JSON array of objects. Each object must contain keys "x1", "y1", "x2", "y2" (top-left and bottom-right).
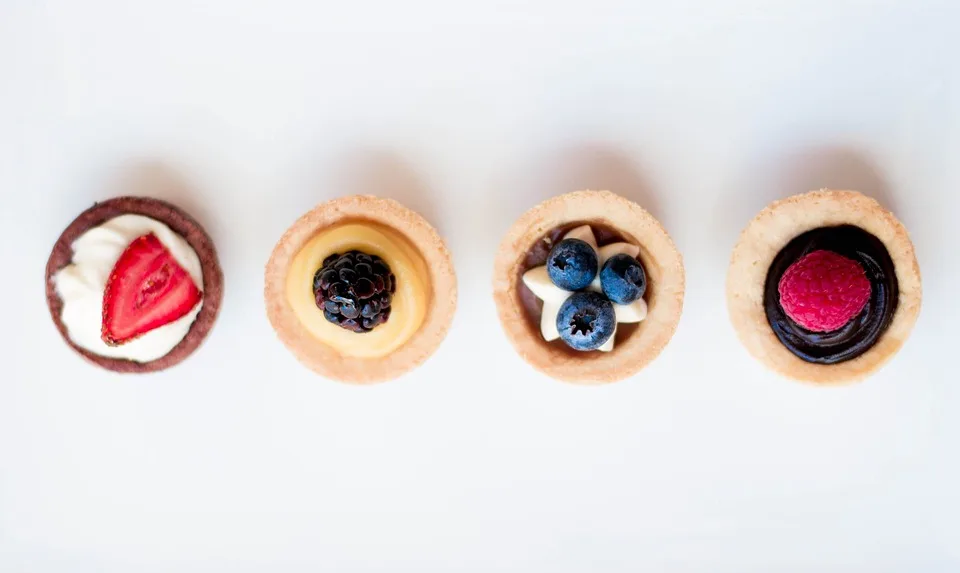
[{"x1": 313, "y1": 250, "x2": 396, "y2": 333}]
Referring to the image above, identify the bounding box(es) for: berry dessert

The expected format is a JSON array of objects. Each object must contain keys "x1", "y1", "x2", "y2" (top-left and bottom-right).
[
  {"x1": 522, "y1": 225, "x2": 650, "y2": 353},
  {"x1": 265, "y1": 195, "x2": 457, "y2": 384},
  {"x1": 727, "y1": 189, "x2": 922, "y2": 384},
  {"x1": 46, "y1": 197, "x2": 223, "y2": 373},
  {"x1": 493, "y1": 190, "x2": 685, "y2": 384}
]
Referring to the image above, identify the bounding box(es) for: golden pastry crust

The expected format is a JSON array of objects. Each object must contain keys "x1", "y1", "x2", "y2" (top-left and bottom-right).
[
  {"x1": 493, "y1": 190, "x2": 685, "y2": 384},
  {"x1": 726, "y1": 189, "x2": 922, "y2": 384},
  {"x1": 265, "y1": 196, "x2": 457, "y2": 384}
]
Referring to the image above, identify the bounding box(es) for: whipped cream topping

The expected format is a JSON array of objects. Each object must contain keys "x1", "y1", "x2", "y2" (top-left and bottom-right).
[
  {"x1": 522, "y1": 225, "x2": 647, "y2": 352},
  {"x1": 54, "y1": 214, "x2": 204, "y2": 363}
]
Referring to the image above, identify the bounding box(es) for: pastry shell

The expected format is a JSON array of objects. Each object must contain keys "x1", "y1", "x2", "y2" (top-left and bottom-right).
[
  {"x1": 265, "y1": 195, "x2": 457, "y2": 384},
  {"x1": 726, "y1": 189, "x2": 922, "y2": 384},
  {"x1": 493, "y1": 190, "x2": 685, "y2": 384},
  {"x1": 46, "y1": 196, "x2": 223, "y2": 373}
]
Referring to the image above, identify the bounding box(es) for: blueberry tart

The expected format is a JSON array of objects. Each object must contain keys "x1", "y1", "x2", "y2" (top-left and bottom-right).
[
  {"x1": 265, "y1": 196, "x2": 457, "y2": 383},
  {"x1": 46, "y1": 196, "x2": 223, "y2": 373},
  {"x1": 727, "y1": 189, "x2": 922, "y2": 384},
  {"x1": 493, "y1": 190, "x2": 685, "y2": 384}
]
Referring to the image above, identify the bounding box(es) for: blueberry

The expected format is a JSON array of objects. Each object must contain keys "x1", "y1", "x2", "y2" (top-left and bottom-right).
[
  {"x1": 600, "y1": 254, "x2": 647, "y2": 304},
  {"x1": 556, "y1": 292, "x2": 616, "y2": 351},
  {"x1": 547, "y1": 239, "x2": 598, "y2": 291}
]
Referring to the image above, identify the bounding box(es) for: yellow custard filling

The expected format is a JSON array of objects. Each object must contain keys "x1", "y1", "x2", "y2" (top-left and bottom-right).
[{"x1": 286, "y1": 223, "x2": 429, "y2": 358}]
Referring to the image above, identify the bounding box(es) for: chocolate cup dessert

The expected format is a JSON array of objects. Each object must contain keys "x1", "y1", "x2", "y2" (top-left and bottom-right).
[
  {"x1": 493, "y1": 190, "x2": 685, "y2": 384},
  {"x1": 727, "y1": 189, "x2": 922, "y2": 384},
  {"x1": 46, "y1": 197, "x2": 223, "y2": 373}
]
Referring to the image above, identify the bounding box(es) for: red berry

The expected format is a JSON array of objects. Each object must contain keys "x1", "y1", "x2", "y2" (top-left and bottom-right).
[
  {"x1": 777, "y1": 250, "x2": 871, "y2": 332},
  {"x1": 102, "y1": 233, "x2": 203, "y2": 345}
]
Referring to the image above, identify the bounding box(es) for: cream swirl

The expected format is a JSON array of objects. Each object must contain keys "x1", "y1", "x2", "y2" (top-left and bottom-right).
[
  {"x1": 522, "y1": 225, "x2": 647, "y2": 352},
  {"x1": 54, "y1": 214, "x2": 203, "y2": 362}
]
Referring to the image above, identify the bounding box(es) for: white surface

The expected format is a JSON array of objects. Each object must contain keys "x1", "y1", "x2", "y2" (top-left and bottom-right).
[{"x1": 1, "y1": 0, "x2": 958, "y2": 571}]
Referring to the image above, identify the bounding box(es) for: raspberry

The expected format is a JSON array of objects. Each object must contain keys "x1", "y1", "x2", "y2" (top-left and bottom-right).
[{"x1": 777, "y1": 250, "x2": 871, "y2": 332}]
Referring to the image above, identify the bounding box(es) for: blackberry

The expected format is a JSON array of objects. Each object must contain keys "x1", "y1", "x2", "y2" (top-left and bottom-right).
[{"x1": 313, "y1": 250, "x2": 396, "y2": 333}]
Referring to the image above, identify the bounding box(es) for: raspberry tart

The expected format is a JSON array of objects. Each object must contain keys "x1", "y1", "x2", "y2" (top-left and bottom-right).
[
  {"x1": 727, "y1": 189, "x2": 922, "y2": 384},
  {"x1": 46, "y1": 197, "x2": 223, "y2": 373},
  {"x1": 493, "y1": 190, "x2": 685, "y2": 384},
  {"x1": 264, "y1": 196, "x2": 457, "y2": 384}
]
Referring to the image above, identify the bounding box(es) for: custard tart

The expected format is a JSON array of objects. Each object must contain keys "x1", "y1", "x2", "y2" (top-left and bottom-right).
[{"x1": 265, "y1": 195, "x2": 457, "y2": 383}]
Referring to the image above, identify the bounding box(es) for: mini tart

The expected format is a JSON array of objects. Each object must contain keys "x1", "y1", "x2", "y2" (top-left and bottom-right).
[
  {"x1": 493, "y1": 190, "x2": 685, "y2": 384},
  {"x1": 265, "y1": 195, "x2": 457, "y2": 384},
  {"x1": 727, "y1": 189, "x2": 922, "y2": 384},
  {"x1": 45, "y1": 196, "x2": 224, "y2": 373}
]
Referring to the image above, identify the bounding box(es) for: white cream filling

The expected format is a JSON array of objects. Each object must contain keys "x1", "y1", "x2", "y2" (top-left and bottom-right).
[
  {"x1": 522, "y1": 225, "x2": 647, "y2": 352},
  {"x1": 54, "y1": 214, "x2": 204, "y2": 363}
]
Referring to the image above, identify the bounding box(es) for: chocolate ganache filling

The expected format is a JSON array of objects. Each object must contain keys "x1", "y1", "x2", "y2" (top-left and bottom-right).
[{"x1": 763, "y1": 225, "x2": 898, "y2": 364}]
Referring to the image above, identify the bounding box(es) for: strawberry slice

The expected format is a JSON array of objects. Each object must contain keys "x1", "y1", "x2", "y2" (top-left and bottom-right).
[{"x1": 101, "y1": 233, "x2": 203, "y2": 345}]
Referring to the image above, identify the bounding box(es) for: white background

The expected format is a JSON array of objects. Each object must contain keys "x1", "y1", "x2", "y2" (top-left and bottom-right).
[{"x1": 1, "y1": 0, "x2": 958, "y2": 571}]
